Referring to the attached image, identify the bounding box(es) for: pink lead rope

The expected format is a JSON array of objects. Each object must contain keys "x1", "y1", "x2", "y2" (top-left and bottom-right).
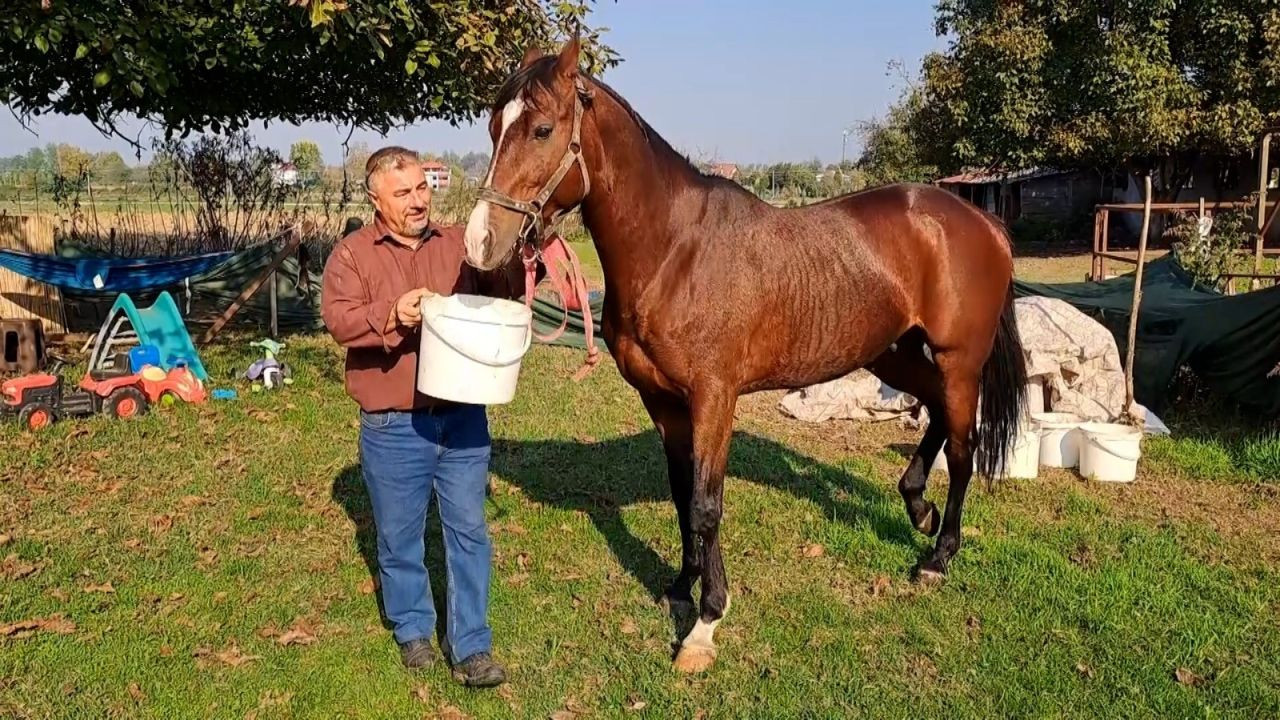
[{"x1": 522, "y1": 234, "x2": 601, "y2": 381}]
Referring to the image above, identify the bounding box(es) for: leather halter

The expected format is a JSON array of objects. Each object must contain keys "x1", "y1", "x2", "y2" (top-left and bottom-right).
[{"x1": 477, "y1": 77, "x2": 593, "y2": 251}]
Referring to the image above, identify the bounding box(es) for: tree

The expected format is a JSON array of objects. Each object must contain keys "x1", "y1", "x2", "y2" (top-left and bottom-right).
[
  {"x1": 89, "y1": 151, "x2": 128, "y2": 183},
  {"x1": 0, "y1": 2, "x2": 618, "y2": 140},
  {"x1": 856, "y1": 86, "x2": 939, "y2": 187},
  {"x1": 290, "y1": 140, "x2": 323, "y2": 177},
  {"x1": 53, "y1": 144, "x2": 91, "y2": 175},
  {"x1": 919, "y1": 0, "x2": 1280, "y2": 197}
]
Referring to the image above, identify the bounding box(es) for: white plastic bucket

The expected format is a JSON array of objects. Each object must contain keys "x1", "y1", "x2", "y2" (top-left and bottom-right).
[
  {"x1": 1078, "y1": 422, "x2": 1142, "y2": 482},
  {"x1": 988, "y1": 428, "x2": 1041, "y2": 480},
  {"x1": 417, "y1": 293, "x2": 532, "y2": 405},
  {"x1": 1032, "y1": 412, "x2": 1083, "y2": 469}
]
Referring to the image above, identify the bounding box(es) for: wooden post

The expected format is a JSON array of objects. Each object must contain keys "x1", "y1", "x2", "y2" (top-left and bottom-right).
[
  {"x1": 1124, "y1": 175, "x2": 1153, "y2": 424},
  {"x1": 1255, "y1": 131, "x2": 1273, "y2": 290},
  {"x1": 1091, "y1": 208, "x2": 1103, "y2": 280},
  {"x1": 200, "y1": 226, "x2": 300, "y2": 345},
  {"x1": 1100, "y1": 208, "x2": 1111, "y2": 279},
  {"x1": 269, "y1": 268, "x2": 279, "y2": 339}
]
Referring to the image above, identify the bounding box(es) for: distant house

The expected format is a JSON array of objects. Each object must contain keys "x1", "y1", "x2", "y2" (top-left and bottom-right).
[
  {"x1": 707, "y1": 163, "x2": 739, "y2": 181},
  {"x1": 422, "y1": 161, "x2": 452, "y2": 191},
  {"x1": 271, "y1": 162, "x2": 299, "y2": 188}
]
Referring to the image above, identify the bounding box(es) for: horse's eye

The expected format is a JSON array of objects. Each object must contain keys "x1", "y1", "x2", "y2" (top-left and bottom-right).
[{"x1": 534, "y1": 124, "x2": 553, "y2": 140}]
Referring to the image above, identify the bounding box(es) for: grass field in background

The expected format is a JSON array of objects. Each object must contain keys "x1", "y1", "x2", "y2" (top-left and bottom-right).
[{"x1": 2, "y1": 255, "x2": 1279, "y2": 718}]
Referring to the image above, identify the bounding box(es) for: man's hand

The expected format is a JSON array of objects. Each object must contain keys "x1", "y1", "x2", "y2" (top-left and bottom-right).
[{"x1": 387, "y1": 288, "x2": 434, "y2": 331}]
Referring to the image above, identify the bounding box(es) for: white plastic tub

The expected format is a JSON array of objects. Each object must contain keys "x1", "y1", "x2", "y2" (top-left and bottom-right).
[
  {"x1": 417, "y1": 293, "x2": 532, "y2": 405},
  {"x1": 1032, "y1": 412, "x2": 1084, "y2": 469},
  {"x1": 1078, "y1": 422, "x2": 1142, "y2": 482}
]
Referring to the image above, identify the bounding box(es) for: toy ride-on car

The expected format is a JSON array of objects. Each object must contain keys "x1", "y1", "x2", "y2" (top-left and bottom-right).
[{"x1": 2, "y1": 353, "x2": 149, "y2": 430}]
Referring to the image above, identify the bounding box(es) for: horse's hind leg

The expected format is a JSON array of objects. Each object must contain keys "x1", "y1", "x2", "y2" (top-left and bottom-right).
[
  {"x1": 917, "y1": 349, "x2": 983, "y2": 583},
  {"x1": 868, "y1": 339, "x2": 946, "y2": 537},
  {"x1": 639, "y1": 390, "x2": 699, "y2": 610}
]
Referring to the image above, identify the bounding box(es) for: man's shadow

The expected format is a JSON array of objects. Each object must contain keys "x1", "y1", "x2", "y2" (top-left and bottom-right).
[{"x1": 332, "y1": 429, "x2": 920, "y2": 635}]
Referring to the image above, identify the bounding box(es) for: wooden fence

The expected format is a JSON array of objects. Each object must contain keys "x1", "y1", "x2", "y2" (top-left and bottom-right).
[{"x1": 0, "y1": 213, "x2": 67, "y2": 334}]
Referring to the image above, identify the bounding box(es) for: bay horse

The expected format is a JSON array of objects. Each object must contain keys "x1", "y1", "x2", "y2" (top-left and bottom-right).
[{"x1": 464, "y1": 40, "x2": 1027, "y2": 673}]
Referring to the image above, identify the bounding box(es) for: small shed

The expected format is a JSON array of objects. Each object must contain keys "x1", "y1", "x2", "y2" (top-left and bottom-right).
[
  {"x1": 0, "y1": 214, "x2": 66, "y2": 335},
  {"x1": 935, "y1": 167, "x2": 1105, "y2": 225}
]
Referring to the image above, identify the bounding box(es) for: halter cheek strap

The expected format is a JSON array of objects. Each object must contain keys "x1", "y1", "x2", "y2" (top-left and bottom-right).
[{"x1": 478, "y1": 77, "x2": 593, "y2": 244}]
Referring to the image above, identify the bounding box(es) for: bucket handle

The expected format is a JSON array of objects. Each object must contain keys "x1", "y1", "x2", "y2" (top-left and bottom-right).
[
  {"x1": 1085, "y1": 433, "x2": 1142, "y2": 462},
  {"x1": 422, "y1": 314, "x2": 532, "y2": 367}
]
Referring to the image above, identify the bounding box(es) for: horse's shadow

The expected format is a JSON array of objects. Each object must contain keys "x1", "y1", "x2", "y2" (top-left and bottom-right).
[{"x1": 332, "y1": 430, "x2": 920, "y2": 627}]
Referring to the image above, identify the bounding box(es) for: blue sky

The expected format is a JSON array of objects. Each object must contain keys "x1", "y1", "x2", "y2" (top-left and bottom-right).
[{"x1": 0, "y1": 1, "x2": 945, "y2": 166}]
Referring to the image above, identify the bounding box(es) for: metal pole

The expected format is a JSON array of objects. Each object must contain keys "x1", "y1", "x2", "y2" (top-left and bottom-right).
[
  {"x1": 1255, "y1": 131, "x2": 1272, "y2": 290},
  {"x1": 1124, "y1": 175, "x2": 1153, "y2": 423},
  {"x1": 269, "y1": 268, "x2": 279, "y2": 339}
]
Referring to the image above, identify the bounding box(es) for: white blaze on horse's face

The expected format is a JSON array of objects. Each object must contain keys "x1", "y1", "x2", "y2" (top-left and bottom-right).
[{"x1": 464, "y1": 96, "x2": 526, "y2": 268}]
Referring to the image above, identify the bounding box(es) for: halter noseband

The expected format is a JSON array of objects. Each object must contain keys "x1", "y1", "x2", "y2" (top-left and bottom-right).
[{"x1": 478, "y1": 77, "x2": 593, "y2": 254}]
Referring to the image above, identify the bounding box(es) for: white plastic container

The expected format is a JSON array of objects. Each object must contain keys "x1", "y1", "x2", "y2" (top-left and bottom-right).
[
  {"x1": 1032, "y1": 412, "x2": 1084, "y2": 469},
  {"x1": 988, "y1": 428, "x2": 1041, "y2": 480},
  {"x1": 417, "y1": 293, "x2": 532, "y2": 405},
  {"x1": 1078, "y1": 422, "x2": 1142, "y2": 482}
]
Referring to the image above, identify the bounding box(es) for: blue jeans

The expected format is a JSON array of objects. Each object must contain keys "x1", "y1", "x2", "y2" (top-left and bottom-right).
[{"x1": 358, "y1": 404, "x2": 493, "y2": 662}]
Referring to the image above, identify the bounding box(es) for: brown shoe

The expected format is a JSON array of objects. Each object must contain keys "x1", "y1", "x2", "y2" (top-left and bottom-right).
[
  {"x1": 451, "y1": 652, "x2": 507, "y2": 688},
  {"x1": 399, "y1": 638, "x2": 437, "y2": 669}
]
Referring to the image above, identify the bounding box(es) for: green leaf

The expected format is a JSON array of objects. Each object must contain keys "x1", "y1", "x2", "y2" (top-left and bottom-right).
[
  {"x1": 129, "y1": 81, "x2": 144, "y2": 97},
  {"x1": 75, "y1": 44, "x2": 89, "y2": 60},
  {"x1": 93, "y1": 69, "x2": 111, "y2": 88},
  {"x1": 205, "y1": 57, "x2": 217, "y2": 69},
  {"x1": 404, "y1": 57, "x2": 418, "y2": 75},
  {"x1": 34, "y1": 35, "x2": 48, "y2": 53},
  {"x1": 426, "y1": 53, "x2": 440, "y2": 68},
  {"x1": 48, "y1": 27, "x2": 62, "y2": 43}
]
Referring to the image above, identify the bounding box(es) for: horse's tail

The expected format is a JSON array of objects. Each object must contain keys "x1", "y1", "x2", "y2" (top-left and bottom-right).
[{"x1": 975, "y1": 284, "x2": 1028, "y2": 480}]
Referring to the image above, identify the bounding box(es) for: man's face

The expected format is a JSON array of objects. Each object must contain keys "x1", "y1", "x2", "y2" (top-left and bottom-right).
[{"x1": 368, "y1": 164, "x2": 432, "y2": 238}]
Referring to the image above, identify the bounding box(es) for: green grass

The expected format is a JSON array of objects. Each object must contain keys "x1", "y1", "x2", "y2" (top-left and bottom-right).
[{"x1": 3, "y1": 337, "x2": 1280, "y2": 718}]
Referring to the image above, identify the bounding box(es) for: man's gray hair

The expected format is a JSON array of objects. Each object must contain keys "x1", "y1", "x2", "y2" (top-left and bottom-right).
[{"x1": 364, "y1": 146, "x2": 423, "y2": 189}]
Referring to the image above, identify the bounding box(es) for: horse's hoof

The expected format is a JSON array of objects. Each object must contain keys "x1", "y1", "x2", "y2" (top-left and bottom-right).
[
  {"x1": 914, "y1": 503, "x2": 941, "y2": 537},
  {"x1": 673, "y1": 645, "x2": 716, "y2": 674}
]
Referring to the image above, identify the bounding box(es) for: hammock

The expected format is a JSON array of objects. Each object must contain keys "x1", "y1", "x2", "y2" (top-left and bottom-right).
[{"x1": 0, "y1": 248, "x2": 236, "y2": 292}]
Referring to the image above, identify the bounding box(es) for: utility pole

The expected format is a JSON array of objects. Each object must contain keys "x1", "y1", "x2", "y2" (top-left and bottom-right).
[{"x1": 841, "y1": 129, "x2": 850, "y2": 166}]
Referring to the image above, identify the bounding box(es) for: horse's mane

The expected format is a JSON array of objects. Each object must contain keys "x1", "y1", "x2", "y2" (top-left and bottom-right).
[{"x1": 492, "y1": 56, "x2": 737, "y2": 189}]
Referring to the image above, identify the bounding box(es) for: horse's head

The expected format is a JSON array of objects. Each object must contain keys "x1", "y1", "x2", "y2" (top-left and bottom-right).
[{"x1": 464, "y1": 39, "x2": 592, "y2": 271}]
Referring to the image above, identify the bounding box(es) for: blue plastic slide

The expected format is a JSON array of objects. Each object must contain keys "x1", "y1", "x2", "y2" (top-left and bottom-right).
[{"x1": 91, "y1": 292, "x2": 209, "y2": 381}]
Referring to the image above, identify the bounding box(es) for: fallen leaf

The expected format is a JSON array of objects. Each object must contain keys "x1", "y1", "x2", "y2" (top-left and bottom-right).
[
  {"x1": 693, "y1": 710, "x2": 708, "y2": 720},
  {"x1": 213, "y1": 644, "x2": 260, "y2": 668},
  {"x1": 149, "y1": 514, "x2": 174, "y2": 535},
  {"x1": 127, "y1": 682, "x2": 146, "y2": 702},
  {"x1": 0, "y1": 533, "x2": 11, "y2": 546},
  {"x1": 516, "y1": 553, "x2": 530, "y2": 570},
  {"x1": 159, "y1": 645, "x2": 174, "y2": 657},
  {"x1": 197, "y1": 547, "x2": 219, "y2": 567},
  {"x1": 180, "y1": 495, "x2": 208, "y2": 509},
  {"x1": 803, "y1": 543, "x2": 825, "y2": 558},
  {"x1": 249, "y1": 410, "x2": 275, "y2": 422},
  {"x1": 47, "y1": 587, "x2": 69, "y2": 602},
  {"x1": 358, "y1": 577, "x2": 379, "y2": 595},
  {"x1": 1076, "y1": 662, "x2": 1095, "y2": 679},
  {"x1": 246, "y1": 507, "x2": 267, "y2": 520},
  {"x1": 213, "y1": 592, "x2": 228, "y2": 603},
  {"x1": 1175, "y1": 667, "x2": 1204, "y2": 687},
  {"x1": 962, "y1": 525, "x2": 982, "y2": 538},
  {"x1": 168, "y1": 592, "x2": 185, "y2": 603},
  {"x1": 571, "y1": 594, "x2": 583, "y2": 609},
  {"x1": 83, "y1": 582, "x2": 115, "y2": 594},
  {"x1": 2, "y1": 553, "x2": 40, "y2": 580},
  {"x1": 438, "y1": 704, "x2": 470, "y2": 720},
  {"x1": 506, "y1": 572, "x2": 529, "y2": 587},
  {"x1": 550, "y1": 712, "x2": 578, "y2": 720},
  {"x1": 869, "y1": 575, "x2": 891, "y2": 597},
  {"x1": 965, "y1": 615, "x2": 981, "y2": 639},
  {"x1": 412, "y1": 685, "x2": 430, "y2": 704},
  {"x1": 277, "y1": 629, "x2": 316, "y2": 647},
  {"x1": 624, "y1": 695, "x2": 647, "y2": 711},
  {"x1": 123, "y1": 538, "x2": 143, "y2": 549},
  {"x1": 620, "y1": 617, "x2": 638, "y2": 635},
  {"x1": 1, "y1": 614, "x2": 76, "y2": 637},
  {"x1": 257, "y1": 625, "x2": 280, "y2": 640}
]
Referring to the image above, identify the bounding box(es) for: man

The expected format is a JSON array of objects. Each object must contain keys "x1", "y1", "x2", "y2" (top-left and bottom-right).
[{"x1": 321, "y1": 146, "x2": 523, "y2": 687}]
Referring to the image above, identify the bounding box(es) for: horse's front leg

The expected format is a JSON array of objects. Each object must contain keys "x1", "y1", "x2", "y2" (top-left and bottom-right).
[{"x1": 673, "y1": 384, "x2": 737, "y2": 674}]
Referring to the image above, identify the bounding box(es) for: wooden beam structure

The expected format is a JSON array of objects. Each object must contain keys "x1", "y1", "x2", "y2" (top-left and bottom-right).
[{"x1": 199, "y1": 226, "x2": 301, "y2": 345}]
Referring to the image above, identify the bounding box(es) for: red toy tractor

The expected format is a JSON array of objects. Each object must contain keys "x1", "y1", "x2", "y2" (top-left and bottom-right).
[{"x1": 2, "y1": 352, "x2": 206, "y2": 431}]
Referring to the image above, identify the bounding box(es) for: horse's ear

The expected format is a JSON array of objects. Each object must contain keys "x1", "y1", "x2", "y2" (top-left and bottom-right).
[
  {"x1": 554, "y1": 36, "x2": 581, "y2": 79},
  {"x1": 520, "y1": 46, "x2": 544, "y2": 69}
]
